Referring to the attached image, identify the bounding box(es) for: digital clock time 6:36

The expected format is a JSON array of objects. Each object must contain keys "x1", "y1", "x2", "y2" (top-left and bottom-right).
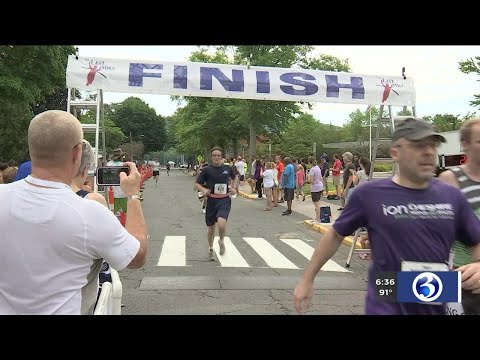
[
  {"x1": 374, "y1": 272, "x2": 398, "y2": 302},
  {"x1": 376, "y1": 278, "x2": 395, "y2": 286}
]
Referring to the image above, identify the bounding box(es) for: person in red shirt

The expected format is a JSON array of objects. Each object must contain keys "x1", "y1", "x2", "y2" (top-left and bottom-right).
[
  {"x1": 331, "y1": 154, "x2": 342, "y2": 198},
  {"x1": 275, "y1": 156, "x2": 285, "y2": 203}
]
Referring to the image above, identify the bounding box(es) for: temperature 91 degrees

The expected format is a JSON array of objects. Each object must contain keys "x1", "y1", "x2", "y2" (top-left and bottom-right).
[{"x1": 374, "y1": 271, "x2": 398, "y2": 302}]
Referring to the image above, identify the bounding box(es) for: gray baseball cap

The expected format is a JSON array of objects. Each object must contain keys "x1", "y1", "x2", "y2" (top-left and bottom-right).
[{"x1": 392, "y1": 117, "x2": 446, "y2": 143}]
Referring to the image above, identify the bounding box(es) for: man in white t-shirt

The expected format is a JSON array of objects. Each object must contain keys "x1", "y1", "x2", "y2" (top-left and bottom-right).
[
  {"x1": 152, "y1": 158, "x2": 160, "y2": 186},
  {"x1": 107, "y1": 148, "x2": 128, "y2": 214},
  {"x1": 235, "y1": 156, "x2": 245, "y2": 187},
  {"x1": 0, "y1": 110, "x2": 148, "y2": 315}
]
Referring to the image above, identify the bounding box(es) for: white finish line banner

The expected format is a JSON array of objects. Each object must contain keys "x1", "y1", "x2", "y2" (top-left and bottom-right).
[{"x1": 66, "y1": 55, "x2": 416, "y2": 107}]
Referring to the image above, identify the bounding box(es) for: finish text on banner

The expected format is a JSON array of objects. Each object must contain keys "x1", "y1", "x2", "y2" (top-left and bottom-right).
[{"x1": 67, "y1": 55, "x2": 416, "y2": 107}]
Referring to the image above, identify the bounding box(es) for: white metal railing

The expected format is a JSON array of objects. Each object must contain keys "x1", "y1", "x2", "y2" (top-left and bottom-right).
[
  {"x1": 93, "y1": 268, "x2": 122, "y2": 315},
  {"x1": 94, "y1": 282, "x2": 113, "y2": 315}
]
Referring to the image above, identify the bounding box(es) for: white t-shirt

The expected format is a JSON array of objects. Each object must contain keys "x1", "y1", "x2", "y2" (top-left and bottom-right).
[
  {"x1": 107, "y1": 160, "x2": 126, "y2": 198},
  {"x1": 153, "y1": 162, "x2": 160, "y2": 171},
  {"x1": 0, "y1": 176, "x2": 140, "y2": 315},
  {"x1": 235, "y1": 160, "x2": 245, "y2": 176},
  {"x1": 356, "y1": 169, "x2": 369, "y2": 186},
  {"x1": 262, "y1": 169, "x2": 275, "y2": 188}
]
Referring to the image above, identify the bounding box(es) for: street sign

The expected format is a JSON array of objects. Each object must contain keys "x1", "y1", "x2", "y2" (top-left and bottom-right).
[{"x1": 197, "y1": 155, "x2": 203, "y2": 163}]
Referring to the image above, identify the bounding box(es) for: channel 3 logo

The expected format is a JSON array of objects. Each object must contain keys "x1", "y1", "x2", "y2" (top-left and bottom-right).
[{"x1": 412, "y1": 272, "x2": 443, "y2": 302}]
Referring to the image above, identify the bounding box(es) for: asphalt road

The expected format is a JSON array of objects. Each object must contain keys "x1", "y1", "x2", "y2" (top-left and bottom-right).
[{"x1": 119, "y1": 169, "x2": 369, "y2": 315}]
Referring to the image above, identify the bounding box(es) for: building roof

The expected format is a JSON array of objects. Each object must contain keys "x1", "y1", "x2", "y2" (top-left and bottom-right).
[{"x1": 239, "y1": 135, "x2": 270, "y2": 146}]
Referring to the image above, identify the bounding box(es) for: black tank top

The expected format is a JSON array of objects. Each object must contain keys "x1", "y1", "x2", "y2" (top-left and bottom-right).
[{"x1": 76, "y1": 189, "x2": 89, "y2": 198}]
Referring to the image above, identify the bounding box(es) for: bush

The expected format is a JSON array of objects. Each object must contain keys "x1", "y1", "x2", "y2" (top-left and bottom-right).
[{"x1": 373, "y1": 163, "x2": 393, "y2": 172}]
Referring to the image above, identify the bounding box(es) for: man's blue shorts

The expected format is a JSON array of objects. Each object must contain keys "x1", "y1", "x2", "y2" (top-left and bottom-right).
[{"x1": 205, "y1": 197, "x2": 231, "y2": 226}]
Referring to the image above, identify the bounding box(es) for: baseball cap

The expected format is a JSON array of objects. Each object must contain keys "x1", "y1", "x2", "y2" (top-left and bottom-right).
[{"x1": 392, "y1": 117, "x2": 446, "y2": 143}]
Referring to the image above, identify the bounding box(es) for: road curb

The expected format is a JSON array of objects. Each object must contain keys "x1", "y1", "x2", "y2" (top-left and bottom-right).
[
  {"x1": 303, "y1": 220, "x2": 362, "y2": 249},
  {"x1": 238, "y1": 190, "x2": 258, "y2": 200},
  {"x1": 238, "y1": 190, "x2": 337, "y2": 199}
]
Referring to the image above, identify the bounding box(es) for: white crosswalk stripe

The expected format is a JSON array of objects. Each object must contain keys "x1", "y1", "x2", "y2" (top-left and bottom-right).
[
  {"x1": 157, "y1": 236, "x2": 187, "y2": 266},
  {"x1": 213, "y1": 237, "x2": 249, "y2": 268},
  {"x1": 243, "y1": 237, "x2": 298, "y2": 269},
  {"x1": 279, "y1": 239, "x2": 349, "y2": 272},
  {"x1": 156, "y1": 235, "x2": 348, "y2": 272}
]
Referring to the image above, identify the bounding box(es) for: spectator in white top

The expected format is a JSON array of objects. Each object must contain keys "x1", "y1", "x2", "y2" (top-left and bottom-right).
[
  {"x1": 235, "y1": 156, "x2": 245, "y2": 186},
  {"x1": 0, "y1": 110, "x2": 148, "y2": 315},
  {"x1": 262, "y1": 161, "x2": 275, "y2": 210},
  {"x1": 355, "y1": 156, "x2": 371, "y2": 187},
  {"x1": 107, "y1": 148, "x2": 128, "y2": 214}
]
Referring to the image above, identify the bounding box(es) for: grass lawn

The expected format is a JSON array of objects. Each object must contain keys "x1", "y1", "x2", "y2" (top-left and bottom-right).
[{"x1": 302, "y1": 180, "x2": 335, "y2": 196}]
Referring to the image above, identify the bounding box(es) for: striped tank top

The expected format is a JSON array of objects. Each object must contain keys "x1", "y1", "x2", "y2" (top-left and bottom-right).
[{"x1": 451, "y1": 166, "x2": 480, "y2": 267}]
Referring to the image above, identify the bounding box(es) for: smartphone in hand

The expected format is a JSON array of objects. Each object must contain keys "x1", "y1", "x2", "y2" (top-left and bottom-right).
[{"x1": 96, "y1": 166, "x2": 130, "y2": 186}]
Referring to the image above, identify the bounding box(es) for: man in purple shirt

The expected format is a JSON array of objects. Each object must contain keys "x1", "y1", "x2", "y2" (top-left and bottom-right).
[{"x1": 294, "y1": 118, "x2": 480, "y2": 315}]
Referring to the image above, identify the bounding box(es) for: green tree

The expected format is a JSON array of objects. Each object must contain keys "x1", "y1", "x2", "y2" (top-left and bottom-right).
[
  {"x1": 0, "y1": 45, "x2": 75, "y2": 161},
  {"x1": 79, "y1": 105, "x2": 127, "y2": 154},
  {"x1": 396, "y1": 108, "x2": 413, "y2": 117},
  {"x1": 109, "y1": 97, "x2": 167, "y2": 153},
  {"x1": 279, "y1": 113, "x2": 323, "y2": 157},
  {"x1": 32, "y1": 88, "x2": 81, "y2": 115},
  {"x1": 0, "y1": 102, "x2": 32, "y2": 162},
  {"x1": 459, "y1": 56, "x2": 480, "y2": 109},
  {"x1": 169, "y1": 46, "x2": 350, "y2": 162},
  {"x1": 234, "y1": 45, "x2": 350, "y2": 159},
  {"x1": 171, "y1": 48, "x2": 249, "y2": 158},
  {"x1": 163, "y1": 116, "x2": 177, "y2": 150},
  {"x1": 423, "y1": 114, "x2": 465, "y2": 132},
  {"x1": 0, "y1": 45, "x2": 75, "y2": 104}
]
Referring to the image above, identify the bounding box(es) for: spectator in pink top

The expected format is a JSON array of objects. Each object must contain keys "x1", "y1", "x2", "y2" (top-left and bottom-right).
[{"x1": 295, "y1": 164, "x2": 305, "y2": 201}]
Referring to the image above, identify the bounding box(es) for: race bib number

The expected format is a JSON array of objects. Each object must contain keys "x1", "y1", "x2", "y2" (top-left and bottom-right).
[
  {"x1": 214, "y1": 183, "x2": 227, "y2": 194},
  {"x1": 445, "y1": 301, "x2": 465, "y2": 315},
  {"x1": 445, "y1": 251, "x2": 465, "y2": 315},
  {"x1": 400, "y1": 261, "x2": 448, "y2": 272}
]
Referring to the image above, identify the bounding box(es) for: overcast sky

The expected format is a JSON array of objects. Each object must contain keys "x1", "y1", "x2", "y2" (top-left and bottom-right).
[{"x1": 75, "y1": 45, "x2": 480, "y2": 126}]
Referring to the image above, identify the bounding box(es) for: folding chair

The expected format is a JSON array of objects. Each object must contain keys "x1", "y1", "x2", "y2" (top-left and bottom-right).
[{"x1": 345, "y1": 228, "x2": 371, "y2": 267}]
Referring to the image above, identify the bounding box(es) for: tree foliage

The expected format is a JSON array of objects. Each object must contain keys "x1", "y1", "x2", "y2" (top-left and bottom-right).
[
  {"x1": 0, "y1": 45, "x2": 75, "y2": 105},
  {"x1": 170, "y1": 46, "x2": 351, "y2": 160},
  {"x1": 459, "y1": 56, "x2": 480, "y2": 109},
  {"x1": 109, "y1": 97, "x2": 167, "y2": 153},
  {"x1": 0, "y1": 45, "x2": 75, "y2": 161},
  {"x1": 32, "y1": 88, "x2": 81, "y2": 115},
  {"x1": 423, "y1": 113, "x2": 477, "y2": 132},
  {"x1": 79, "y1": 104, "x2": 127, "y2": 154}
]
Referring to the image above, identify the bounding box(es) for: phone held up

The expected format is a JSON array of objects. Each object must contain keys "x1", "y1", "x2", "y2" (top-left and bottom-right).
[{"x1": 96, "y1": 166, "x2": 130, "y2": 186}]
